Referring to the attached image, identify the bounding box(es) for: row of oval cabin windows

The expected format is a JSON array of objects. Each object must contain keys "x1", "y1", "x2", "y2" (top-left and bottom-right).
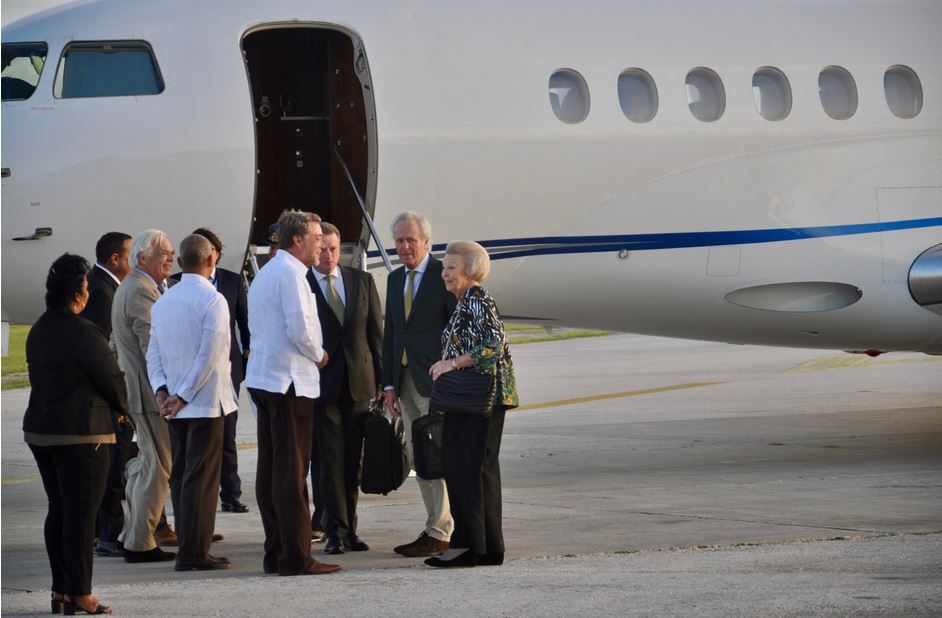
[{"x1": 549, "y1": 65, "x2": 924, "y2": 124}]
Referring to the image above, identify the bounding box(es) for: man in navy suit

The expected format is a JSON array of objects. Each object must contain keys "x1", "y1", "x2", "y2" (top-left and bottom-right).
[
  {"x1": 83, "y1": 232, "x2": 133, "y2": 557},
  {"x1": 172, "y1": 228, "x2": 251, "y2": 513},
  {"x1": 306, "y1": 222, "x2": 383, "y2": 554},
  {"x1": 382, "y1": 212, "x2": 456, "y2": 557}
]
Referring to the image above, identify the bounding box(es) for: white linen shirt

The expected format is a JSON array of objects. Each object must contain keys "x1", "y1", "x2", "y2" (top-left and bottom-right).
[
  {"x1": 245, "y1": 250, "x2": 325, "y2": 398},
  {"x1": 146, "y1": 273, "x2": 238, "y2": 419}
]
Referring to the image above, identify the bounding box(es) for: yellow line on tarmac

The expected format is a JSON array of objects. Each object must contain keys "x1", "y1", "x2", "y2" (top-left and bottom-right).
[
  {"x1": 1, "y1": 474, "x2": 41, "y2": 486},
  {"x1": 514, "y1": 381, "x2": 725, "y2": 412}
]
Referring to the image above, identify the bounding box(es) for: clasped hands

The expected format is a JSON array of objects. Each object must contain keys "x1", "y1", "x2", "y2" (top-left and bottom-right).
[{"x1": 156, "y1": 390, "x2": 186, "y2": 419}]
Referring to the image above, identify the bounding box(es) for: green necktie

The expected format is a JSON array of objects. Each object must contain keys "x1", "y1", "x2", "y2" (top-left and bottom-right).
[
  {"x1": 402, "y1": 270, "x2": 416, "y2": 365},
  {"x1": 325, "y1": 275, "x2": 345, "y2": 323}
]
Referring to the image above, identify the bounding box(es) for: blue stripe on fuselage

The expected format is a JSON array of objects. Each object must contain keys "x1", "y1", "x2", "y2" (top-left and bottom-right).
[{"x1": 366, "y1": 217, "x2": 942, "y2": 261}]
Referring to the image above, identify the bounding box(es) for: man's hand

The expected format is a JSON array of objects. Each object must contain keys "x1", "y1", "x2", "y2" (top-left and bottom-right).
[
  {"x1": 156, "y1": 390, "x2": 169, "y2": 409},
  {"x1": 316, "y1": 349, "x2": 329, "y2": 369},
  {"x1": 160, "y1": 395, "x2": 185, "y2": 419},
  {"x1": 383, "y1": 388, "x2": 400, "y2": 417}
]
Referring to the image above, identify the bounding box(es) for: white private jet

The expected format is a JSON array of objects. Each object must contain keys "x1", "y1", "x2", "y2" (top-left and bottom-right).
[{"x1": 2, "y1": 0, "x2": 941, "y2": 354}]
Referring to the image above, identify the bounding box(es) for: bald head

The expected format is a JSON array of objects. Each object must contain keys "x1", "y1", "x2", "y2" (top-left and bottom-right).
[{"x1": 178, "y1": 234, "x2": 215, "y2": 276}]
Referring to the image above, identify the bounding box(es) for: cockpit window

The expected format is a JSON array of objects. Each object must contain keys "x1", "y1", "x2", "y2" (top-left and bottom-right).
[
  {"x1": 54, "y1": 41, "x2": 164, "y2": 99},
  {"x1": 1, "y1": 42, "x2": 48, "y2": 101}
]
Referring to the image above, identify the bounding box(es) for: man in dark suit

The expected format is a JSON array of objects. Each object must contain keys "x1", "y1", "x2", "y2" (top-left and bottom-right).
[
  {"x1": 306, "y1": 222, "x2": 383, "y2": 554},
  {"x1": 382, "y1": 212, "x2": 456, "y2": 558},
  {"x1": 171, "y1": 228, "x2": 251, "y2": 513},
  {"x1": 82, "y1": 232, "x2": 133, "y2": 558}
]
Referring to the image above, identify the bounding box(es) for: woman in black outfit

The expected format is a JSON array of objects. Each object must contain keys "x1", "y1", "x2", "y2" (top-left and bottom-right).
[
  {"x1": 425, "y1": 241, "x2": 518, "y2": 568},
  {"x1": 23, "y1": 254, "x2": 128, "y2": 615}
]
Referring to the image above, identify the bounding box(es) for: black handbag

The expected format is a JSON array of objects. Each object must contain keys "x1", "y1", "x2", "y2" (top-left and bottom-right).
[
  {"x1": 429, "y1": 369, "x2": 497, "y2": 417},
  {"x1": 412, "y1": 412, "x2": 444, "y2": 479}
]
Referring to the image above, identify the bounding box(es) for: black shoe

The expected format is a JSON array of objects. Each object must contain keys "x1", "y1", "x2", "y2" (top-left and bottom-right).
[
  {"x1": 395, "y1": 532, "x2": 449, "y2": 557},
  {"x1": 95, "y1": 540, "x2": 123, "y2": 557},
  {"x1": 344, "y1": 534, "x2": 369, "y2": 552},
  {"x1": 124, "y1": 547, "x2": 176, "y2": 563},
  {"x1": 478, "y1": 552, "x2": 504, "y2": 566},
  {"x1": 425, "y1": 550, "x2": 477, "y2": 568},
  {"x1": 175, "y1": 556, "x2": 231, "y2": 571},
  {"x1": 324, "y1": 536, "x2": 345, "y2": 555},
  {"x1": 221, "y1": 499, "x2": 249, "y2": 513}
]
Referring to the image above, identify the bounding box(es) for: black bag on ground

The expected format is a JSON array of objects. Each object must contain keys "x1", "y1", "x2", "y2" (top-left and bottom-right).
[
  {"x1": 358, "y1": 400, "x2": 409, "y2": 495},
  {"x1": 412, "y1": 412, "x2": 444, "y2": 480}
]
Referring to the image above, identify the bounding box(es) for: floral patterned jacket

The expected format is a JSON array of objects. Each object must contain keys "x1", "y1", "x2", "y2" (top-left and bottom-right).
[{"x1": 440, "y1": 285, "x2": 518, "y2": 408}]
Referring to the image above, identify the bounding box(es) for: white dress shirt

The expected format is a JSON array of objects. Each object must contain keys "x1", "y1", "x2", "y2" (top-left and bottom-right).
[
  {"x1": 245, "y1": 250, "x2": 325, "y2": 398},
  {"x1": 146, "y1": 273, "x2": 238, "y2": 419},
  {"x1": 402, "y1": 253, "x2": 430, "y2": 299},
  {"x1": 94, "y1": 263, "x2": 121, "y2": 286},
  {"x1": 312, "y1": 265, "x2": 346, "y2": 305}
]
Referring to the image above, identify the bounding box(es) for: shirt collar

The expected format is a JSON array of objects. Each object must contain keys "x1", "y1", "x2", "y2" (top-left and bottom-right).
[
  {"x1": 278, "y1": 249, "x2": 309, "y2": 275},
  {"x1": 410, "y1": 253, "x2": 431, "y2": 275},
  {"x1": 134, "y1": 266, "x2": 165, "y2": 290},
  {"x1": 209, "y1": 267, "x2": 217, "y2": 283},
  {"x1": 312, "y1": 265, "x2": 341, "y2": 283},
  {"x1": 179, "y1": 272, "x2": 214, "y2": 288},
  {"x1": 94, "y1": 263, "x2": 121, "y2": 285}
]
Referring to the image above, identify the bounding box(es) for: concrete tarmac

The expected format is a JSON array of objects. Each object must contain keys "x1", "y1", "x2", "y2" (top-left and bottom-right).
[{"x1": 2, "y1": 334, "x2": 941, "y2": 615}]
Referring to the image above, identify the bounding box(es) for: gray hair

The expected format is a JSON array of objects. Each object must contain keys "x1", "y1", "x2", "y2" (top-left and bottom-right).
[
  {"x1": 390, "y1": 211, "x2": 432, "y2": 245},
  {"x1": 179, "y1": 234, "x2": 213, "y2": 271},
  {"x1": 278, "y1": 210, "x2": 321, "y2": 249},
  {"x1": 445, "y1": 240, "x2": 490, "y2": 282},
  {"x1": 320, "y1": 221, "x2": 341, "y2": 238},
  {"x1": 132, "y1": 229, "x2": 169, "y2": 266}
]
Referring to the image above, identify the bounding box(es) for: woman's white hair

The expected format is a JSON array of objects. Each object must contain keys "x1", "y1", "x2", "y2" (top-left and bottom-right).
[
  {"x1": 445, "y1": 240, "x2": 490, "y2": 282},
  {"x1": 131, "y1": 229, "x2": 169, "y2": 265},
  {"x1": 390, "y1": 211, "x2": 432, "y2": 246}
]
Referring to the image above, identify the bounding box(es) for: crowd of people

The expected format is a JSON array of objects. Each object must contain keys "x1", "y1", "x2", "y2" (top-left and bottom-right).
[{"x1": 22, "y1": 210, "x2": 518, "y2": 613}]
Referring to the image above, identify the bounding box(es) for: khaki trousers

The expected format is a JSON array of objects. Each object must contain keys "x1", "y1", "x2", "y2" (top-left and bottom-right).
[
  {"x1": 119, "y1": 409, "x2": 172, "y2": 552},
  {"x1": 399, "y1": 371, "x2": 453, "y2": 542}
]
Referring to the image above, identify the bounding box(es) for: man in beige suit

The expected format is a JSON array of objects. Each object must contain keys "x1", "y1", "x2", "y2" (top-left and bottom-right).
[{"x1": 112, "y1": 229, "x2": 178, "y2": 563}]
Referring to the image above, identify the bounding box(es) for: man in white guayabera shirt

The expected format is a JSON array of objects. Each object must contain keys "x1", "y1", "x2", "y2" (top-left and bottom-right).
[
  {"x1": 245, "y1": 210, "x2": 340, "y2": 577},
  {"x1": 146, "y1": 234, "x2": 238, "y2": 571}
]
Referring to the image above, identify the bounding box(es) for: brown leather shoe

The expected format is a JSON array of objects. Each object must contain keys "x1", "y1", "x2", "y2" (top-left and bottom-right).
[
  {"x1": 305, "y1": 560, "x2": 342, "y2": 575},
  {"x1": 395, "y1": 532, "x2": 449, "y2": 558},
  {"x1": 154, "y1": 526, "x2": 177, "y2": 547}
]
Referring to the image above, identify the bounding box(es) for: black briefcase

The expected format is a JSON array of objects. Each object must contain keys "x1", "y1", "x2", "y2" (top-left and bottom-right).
[
  {"x1": 412, "y1": 412, "x2": 444, "y2": 480},
  {"x1": 358, "y1": 401, "x2": 409, "y2": 495}
]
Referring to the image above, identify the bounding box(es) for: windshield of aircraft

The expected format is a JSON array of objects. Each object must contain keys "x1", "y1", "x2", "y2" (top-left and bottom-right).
[{"x1": 1, "y1": 43, "x2": 47, "y2": 101}]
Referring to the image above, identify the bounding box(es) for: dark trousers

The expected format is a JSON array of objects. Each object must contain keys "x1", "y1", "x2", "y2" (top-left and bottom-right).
[
  {"x1": 30, "y1": 443, "x2": 109, "y2": 596},
  {"x1": 219, "y1": 408, "x2": 242, "y2": 502},
  {"x1": 313, "y1": 386, "x2": 367, "y2": 539},
  {"x1": 307, "y1": 430, "x2": 326, "y2": 533},
  {"x1": 442, "y1": 406, "x2": 506, "y2": 555},
  {"x1": 251, "y1": 385, "x2": 316, "y2": 575},
  {"x1": 168, "y1": 416, "x2": 224, "y2": 563},
  {"x1": 96, "y1": 421, "x2": 134, "y2": 542}
]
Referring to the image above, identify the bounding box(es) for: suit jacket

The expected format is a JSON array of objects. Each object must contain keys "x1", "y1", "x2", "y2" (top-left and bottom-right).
[
  {"x1": 111, "y1": 268, "x2": 161, "y2": 416},
  {"x1": 81, "y1": 265, "x2": 120, "y2": 338},
  {"x1": 23, "y1": 311, "x2": 128, "y2": 437},
  {"x1": 171, "y1": 267, "x2": 249, "y2": 386},
  {"x1": 307, "y1": 266, "x2": 383, "y2": 405},
  {"x1": 381, "y1": 256, "x2": 457, "y2": 397}
]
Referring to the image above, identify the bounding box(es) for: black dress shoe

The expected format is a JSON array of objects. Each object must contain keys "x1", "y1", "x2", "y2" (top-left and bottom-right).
[
  {"x1": 95, "y1": 540, "x2": 123, "y2": 557},
  {"x1": 324, "y1": 536, "x2": 345, "y2": 555},
  {"x1": 175, "y1": 557, "x2": 231, "y2": 571},
  {"x1": 124, "y1": 547, "x2": 176, "y2": 563},
  {"x1": 221, "y1": 499, "x2": 249, "y2": 513},
  {"x1": 425, "y1": 550, "x2": 477, "y2": 568},
  {"x1": 344, "y1": 534, "x2": 369, "y2": 552}
]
